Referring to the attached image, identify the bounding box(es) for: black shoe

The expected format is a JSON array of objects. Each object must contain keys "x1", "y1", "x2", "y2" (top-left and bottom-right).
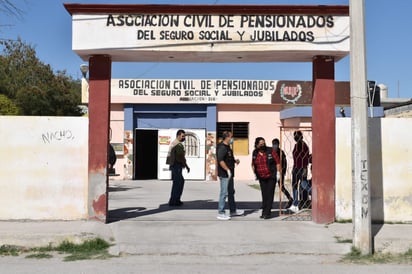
[
  {"x1": 169, "y1": 202, "x2": 184, "y2": 207},
  {"x1": 260, "y1": 214, "x2": 271, "y2": 219},
  {"x1": 169, "y1": 200, "x2": 184, "y2": 207},
  {"x1": 286, "y1": 199, "x2": 293, "y2": 209}
]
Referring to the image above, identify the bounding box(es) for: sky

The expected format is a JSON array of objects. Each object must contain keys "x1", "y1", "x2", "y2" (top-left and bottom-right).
[{"x1": 1, "y1": 0, "x2": 411, "y2": 99}]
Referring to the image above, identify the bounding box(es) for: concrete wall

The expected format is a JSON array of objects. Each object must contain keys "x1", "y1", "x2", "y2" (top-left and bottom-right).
[
  {"x1": 336, "y1": 118, "x2": 412, "y2": 222},
  {"x1": 0, "y1": 116, "x2": 88, "y2": 220},
  {"x1": 1, "y1": 115, "x2": 411, "y2": 222}
]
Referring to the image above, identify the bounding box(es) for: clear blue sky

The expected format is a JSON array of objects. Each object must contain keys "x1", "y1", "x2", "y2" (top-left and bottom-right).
[{"x1": 1, "y1": 0, "x2": 411, "y2": 98}]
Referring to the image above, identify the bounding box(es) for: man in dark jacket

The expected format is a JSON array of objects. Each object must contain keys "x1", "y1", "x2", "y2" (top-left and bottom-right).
[
  {"x1": 289, "y1": 130, "x2": 310, "y2": 213},
  {"x1": 272, "y1": 138, "x2": 293, "y2": 209},
  {"x1": 166, "y1": 129, "x2": 190, "y2": 206}
]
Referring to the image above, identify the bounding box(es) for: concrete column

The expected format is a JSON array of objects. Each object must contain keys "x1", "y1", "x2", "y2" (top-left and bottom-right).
[
  {"x1": 312, "y1": 56, "x2": 336, "y2": 224},
  {"x1": 88, "y1": 55, "x2": 112, "y2": 222},
  {"x1": 350, "y1": 0, "x2": 372, "y2": 254}
]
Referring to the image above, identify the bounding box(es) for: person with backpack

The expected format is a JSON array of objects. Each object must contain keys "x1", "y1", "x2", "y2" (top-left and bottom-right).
[{"x1": 251, "y1": 137, "x2": 281, "y2": 219}]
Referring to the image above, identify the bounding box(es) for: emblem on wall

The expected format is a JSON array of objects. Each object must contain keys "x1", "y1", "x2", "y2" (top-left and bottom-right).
[{"x1": 280, "y1": 83, "x2": 303, "y2": 104}]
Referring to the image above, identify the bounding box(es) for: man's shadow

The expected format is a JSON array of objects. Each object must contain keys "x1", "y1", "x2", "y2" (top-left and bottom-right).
[{"x1": 107, "y1": 199, "x2": 288, "y2": 223}]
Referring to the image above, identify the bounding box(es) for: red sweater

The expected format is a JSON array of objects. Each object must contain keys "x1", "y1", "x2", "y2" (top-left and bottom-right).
[{"x1": 292, "y1": 141, "x2": 309, "y2": 168}]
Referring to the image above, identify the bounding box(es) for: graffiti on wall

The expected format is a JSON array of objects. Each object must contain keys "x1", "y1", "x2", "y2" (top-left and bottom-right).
[
  {"x1": 361, "y1": 159, "x2": 369, "y2": 219},
  {"x1": 42, "y1": 130, "x2": 75, "y2": 144}
]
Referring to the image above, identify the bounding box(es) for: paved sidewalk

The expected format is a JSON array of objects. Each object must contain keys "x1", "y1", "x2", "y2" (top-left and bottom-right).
[{"x1": 0, "y1": 179, "x2": 411, "y2": 273}]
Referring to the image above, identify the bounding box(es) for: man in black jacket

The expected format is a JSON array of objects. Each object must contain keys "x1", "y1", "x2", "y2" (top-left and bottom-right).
[{"x1": 166, "y1": 129, "x2": 190, "y2": 206}]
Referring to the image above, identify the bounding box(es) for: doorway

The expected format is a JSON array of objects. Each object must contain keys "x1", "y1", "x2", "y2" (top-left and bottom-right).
[{"x1": 134, "y1": 129, "x2": 158, "y2": 180}]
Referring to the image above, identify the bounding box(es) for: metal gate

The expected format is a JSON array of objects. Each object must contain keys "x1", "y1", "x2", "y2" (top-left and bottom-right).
[{"x1": 278, "y1": 127, "x2": 312, "y2": 220}]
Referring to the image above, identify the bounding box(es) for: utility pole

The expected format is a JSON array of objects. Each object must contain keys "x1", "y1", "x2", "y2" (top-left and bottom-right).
[{"x1": 350, "y1": 0, "x2": 372, "y2": 254}]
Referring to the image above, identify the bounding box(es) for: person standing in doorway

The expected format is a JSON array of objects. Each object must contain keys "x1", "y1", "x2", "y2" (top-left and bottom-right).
[
  {"x1": 166, "y1": 129, "x2": 190, "y2": 206},
  {"x1": 251, "y1": 137, "x2": 281, "y2": 219},
  {"x1": 288, "y1": 130, "x2": 310, "y2": 213},
  {"x1": 216, "y1": 131, "x2": 244, "y2": 220},
  {"x1": 272, "y1": 138, "x2": 293, "y2": 209}
]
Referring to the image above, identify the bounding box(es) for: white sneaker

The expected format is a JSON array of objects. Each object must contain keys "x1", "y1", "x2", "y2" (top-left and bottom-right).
[
  {"x1": 217, "y1": 214, "x2": 231, "y2": 220},
  {"x1": 230, "y1": 209, "x2": 245, "y2": 216},
  {"x1": 288, "y1": 205, "x2": 299, "y2": 213}
]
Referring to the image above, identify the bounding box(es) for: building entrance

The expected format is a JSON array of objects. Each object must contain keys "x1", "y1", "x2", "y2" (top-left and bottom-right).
[
  {"x1": 134, "y1": 129, "x2": 158, "y2": 180},
  {"x1": 65, "y1": 3, "x2": 349, "y2": 223}
]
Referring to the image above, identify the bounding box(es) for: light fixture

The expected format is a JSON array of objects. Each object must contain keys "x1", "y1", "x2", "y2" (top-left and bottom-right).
[
  {"x1": 80, "y1": 64, "x2": 89, "y2": 104},
  {"x1": 80, "y1": 64, "x2": 89, "y2": 78}
]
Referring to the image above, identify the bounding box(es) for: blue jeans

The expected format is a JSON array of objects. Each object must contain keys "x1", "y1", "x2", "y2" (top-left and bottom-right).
[
  {"x1": 169, "y1": 164, "x2": 185, "y2": 205},
  {"x1": 218, "y1": 176, "x2": 236, "y2": 214},
  {"x1": 291, "y1": 167, "x2": 307, "y2": 207}
]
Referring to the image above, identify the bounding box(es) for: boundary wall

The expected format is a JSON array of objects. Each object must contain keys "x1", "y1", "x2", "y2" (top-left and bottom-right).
[
  {"x1": 1, "y1": 116, "x2": 411, "y2": 222},
  {"x1": 336, "y1": 118, "x2": 412, "y2": 222},
  {"x1": 0, "y1": 116, "x2": 88, "y2": 220}
]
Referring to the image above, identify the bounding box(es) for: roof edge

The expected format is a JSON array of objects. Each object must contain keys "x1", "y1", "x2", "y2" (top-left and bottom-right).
[{"x1": 64, "y1": 4, "x2": 349, "y2": 16}]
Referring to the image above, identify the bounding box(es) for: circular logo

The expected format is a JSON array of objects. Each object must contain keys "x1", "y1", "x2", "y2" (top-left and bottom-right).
[{"x1": 280, "y1": 83, "x2": 302, "y2": 104}]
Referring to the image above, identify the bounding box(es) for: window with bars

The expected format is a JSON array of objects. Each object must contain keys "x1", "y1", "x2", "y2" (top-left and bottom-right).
[
  {"x1": 183, "y1": 132, "x2": 199, "y2": 157},
  {"x1": 217, "y1": 122, "x2": 249, "y2": 155}
]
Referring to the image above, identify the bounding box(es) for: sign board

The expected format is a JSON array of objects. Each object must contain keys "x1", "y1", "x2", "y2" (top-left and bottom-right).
[
  {"x1": 111, "y1": 79, "x2": 317, "y2": 105},
  {"x1": 112, "y1": 79, "x2": 274, "y2": 104},
  {"x1": 66, "y1": 5, "x2": 350, "y2": 62}
]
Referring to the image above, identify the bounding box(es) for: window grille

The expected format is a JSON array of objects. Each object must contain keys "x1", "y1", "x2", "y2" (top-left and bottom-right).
[
  {"x1": 183, "y1": 132, "x2": 199, "y2": 157},
  {"x1": 217, "y1": 122, "x2": 249, "y2": 155}
]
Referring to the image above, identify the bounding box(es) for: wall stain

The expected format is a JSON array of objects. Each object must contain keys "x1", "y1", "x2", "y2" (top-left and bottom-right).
[{"x1": 92, "y1": 193, "x2": 107, "y2": 220}]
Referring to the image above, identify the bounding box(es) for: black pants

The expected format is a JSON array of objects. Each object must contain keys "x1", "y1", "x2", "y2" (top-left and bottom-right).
[
  {"x1": 291, "y1": 167, "x2": 308, "y2": 207},
  {"x1": 259, "y1": 177, "x2": 275, "y2": 217},
  {"x1": 277, "y1": 174, "x2": 292, "y2": 202},
  {"x1": 169, "y1": 164, "x2": 185, "y2": 205}
]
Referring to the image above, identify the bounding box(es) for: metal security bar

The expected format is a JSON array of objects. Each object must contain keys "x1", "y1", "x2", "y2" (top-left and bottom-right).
[{"x1": 183, "y1": 131, "x2": 200, "y2": 157}]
